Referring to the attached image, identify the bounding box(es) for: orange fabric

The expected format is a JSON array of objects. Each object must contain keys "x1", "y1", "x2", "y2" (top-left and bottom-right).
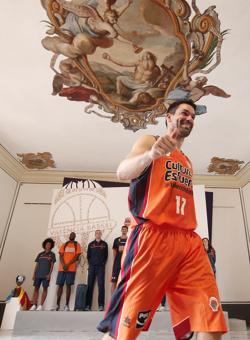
[
  {"x1": 131, "y1": 149, "x2": 197, "y2": 230},
  {"x1": 115, "y1": 223, "x2": 227, "y2": 340},
  {"x1": 58, "y1": 241, "x2": 82, "y2": 272}
]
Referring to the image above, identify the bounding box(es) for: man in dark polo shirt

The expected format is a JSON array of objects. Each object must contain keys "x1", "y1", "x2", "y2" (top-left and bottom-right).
[
  {"x1": 85, "y1": 230, "x2": 108, "y2": 311},
  {"x1": 30, "y1": 238, "x2": 56, "y2": 311}
]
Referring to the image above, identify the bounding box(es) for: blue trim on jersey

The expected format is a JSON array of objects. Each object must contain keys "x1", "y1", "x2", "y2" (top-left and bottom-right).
[
  {"x1": 128, "y1": 164, "x2": 152, "y2": 224},
  {"x1": 97, "y1": 224, "x2": 143, "y2": 337}
]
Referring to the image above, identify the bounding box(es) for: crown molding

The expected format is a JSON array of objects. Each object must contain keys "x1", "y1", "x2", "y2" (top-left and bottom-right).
[
  {"x1": 194, "y1": 162, "x2": 250, "y2": 188},
  {"x1": 0, "y1": 145, "x2": 25, "y2": 181},
  {"x1": 0, "y1": 145, "x2": 249, "y2": 188},
  {"x1": 20, "y1": 169, "x2": 119, "y2": 184}
]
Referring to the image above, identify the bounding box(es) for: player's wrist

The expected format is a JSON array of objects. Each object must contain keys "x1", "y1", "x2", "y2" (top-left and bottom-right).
[{"x1": 147, "y1": 149, "x2": 155, "y2": 161}]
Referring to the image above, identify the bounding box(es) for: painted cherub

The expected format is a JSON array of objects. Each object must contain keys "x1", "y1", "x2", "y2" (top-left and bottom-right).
[{"x1": 42, "y1": 0, "x2": 141, "y2": 58}]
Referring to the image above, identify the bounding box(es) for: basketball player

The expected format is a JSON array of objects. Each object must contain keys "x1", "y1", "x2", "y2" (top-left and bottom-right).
[
  {"x1": 111, "y1": 225, "x2": 129, "y2": 294},
  {"x1": 97, "y1": 99, "x2": 227, "y2": 340}
]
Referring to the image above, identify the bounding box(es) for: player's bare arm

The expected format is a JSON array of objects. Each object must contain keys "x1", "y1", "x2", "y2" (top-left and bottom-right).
[{"x1": 117, "y1": 132, "x2": 177, "y2": 181}]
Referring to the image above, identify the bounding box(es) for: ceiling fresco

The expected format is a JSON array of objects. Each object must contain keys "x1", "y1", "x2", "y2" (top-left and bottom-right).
[
  {"x1": 17, "y1": 152, "x2": 56, "y2": 170},
  {"x1": 208, "y1": 157, "x2": 244, "y2": 175},
  {"x1": 1, "y1": 1, "x2": 249, "y2": 176},
  {"x1": 40, "y1": 0, "x2": 230, "y2": 131}
]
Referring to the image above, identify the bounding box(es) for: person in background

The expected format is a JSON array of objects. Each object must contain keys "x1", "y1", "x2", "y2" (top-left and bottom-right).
[
  {"x1": 111, "y1": 225, "x2": 129, "y2": 294},
  {"x1": 30, "y1": 238, "x2": 56, "y2": 311},
  {"x1": 202, "y1": 237, "x2": 216, "y2": 275},
  {"x1": 85, "y1": 230, "x2": 108, "y2": 311},
  {"x1": 56, "y1": 232, "x2": 82, "y2": 311}
]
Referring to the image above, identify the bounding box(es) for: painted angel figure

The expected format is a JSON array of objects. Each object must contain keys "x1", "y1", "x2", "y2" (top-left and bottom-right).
[
  {"x1": 182, "y1": 76, "x2": 231, "y2": 102},
  {"x1": 42, "y1": 0, "x2": 141, "y2": 59}
]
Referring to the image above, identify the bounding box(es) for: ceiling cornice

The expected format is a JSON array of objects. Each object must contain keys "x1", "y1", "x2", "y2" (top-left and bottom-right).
[
  {"x1": 0, "y1": 145, "x2": 249, "y2": 188},
  {"x1": 0, "y1": 145, "x2": 25, "y2": 181}
]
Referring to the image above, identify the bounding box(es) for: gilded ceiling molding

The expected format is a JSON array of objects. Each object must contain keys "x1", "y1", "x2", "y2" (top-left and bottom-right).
[
  {"x1": 1, "y1": 147, "x2": 249, "y2": 187},
  {"x1": 208, "y1": 157, "x2": 244, "y2": 175},
  {"x1": 17, "y1": 152, "x2": 56, "y2": 170}
]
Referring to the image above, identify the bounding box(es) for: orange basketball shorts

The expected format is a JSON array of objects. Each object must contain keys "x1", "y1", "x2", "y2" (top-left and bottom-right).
[{"x1": 97, "y1": 222, "x2": 228, "y2": 339}]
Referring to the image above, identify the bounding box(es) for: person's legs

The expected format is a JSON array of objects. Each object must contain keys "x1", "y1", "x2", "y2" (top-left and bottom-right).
[
  {"x1": 41, "y1": 287, "x2": 48, "y2": 305},
  {"x1": 86, "y1": 266, "x2": 96, "y2": 309},
  {"x1": 111, "y1": 281, "x2": 117, "y2": 295},
  {"x1": 56, "y1": 285, "x2": 63, "y2": 309},
  {"x1": 161, "y1": 295, "x2": 166, "y2": 307},
  {"x1": 31, "y1": 278, "x2": 42, "y2": 307},
  {"x1": 40, "y1": 279, "x2": 50, "y2": 306},
  {"x1": 111, "y1": 263, "x2": 120, "y2": 295},
  {"x1": 56, "y1": 272, "x2": 66, "y2": 310},
  {"x1": 97, "y1": 266, "x2": 105, "y2": 309},
  {"x1": 64, "y1": 272, "x2": 76, "y2": 307},
  {"x1": 167, "y1": 232, "x2": 227, "y2": 339},
  {"x1": 32, "y1": 287, "x2": 40, "y2": 306},
  {"x1": 98, "y1": 224, "x2": 183, "y2": 340},
  {"x1": 66, "y1": 285, "x2": 71, "y2": 306}
]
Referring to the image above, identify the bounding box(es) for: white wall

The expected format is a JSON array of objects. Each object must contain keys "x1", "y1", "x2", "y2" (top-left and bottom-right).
[
  {"x1": 242, "y1": 182, "x2": 250, "y2": 254},
  {"x1": 0, "y1": 183, "x2": 60, "y2": 300},
  {"x1": 1, "y1": 182, "x2": 250, "y2": 306},
  {"x1": 206, "y1": 187, "x2": 250, "y2": 302},
  {"x1": 0, "y1": 168, "x2": 17, "y2": 255}
]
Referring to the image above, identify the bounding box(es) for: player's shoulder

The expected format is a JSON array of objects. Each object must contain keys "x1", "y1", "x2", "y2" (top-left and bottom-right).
[{"x1": 134, "y1": 134, "x2": 157, "y2": 149}]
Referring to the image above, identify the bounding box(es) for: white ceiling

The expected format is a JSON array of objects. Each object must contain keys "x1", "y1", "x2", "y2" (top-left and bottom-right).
[{"x1": 0, "y1": 0, "x2": 249, "y2": 175}]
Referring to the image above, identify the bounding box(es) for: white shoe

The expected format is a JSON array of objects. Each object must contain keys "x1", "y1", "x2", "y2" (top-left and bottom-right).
[
  {"x1": 102, "y1": 333, "x2": 114, "y2": 340},
  {"x1": 36, "y1": 305, "x2": 43, "y2": 311},
  {"x1": 64, "y1": 305, "x2": 70, "y2": 311},
  {"x1": 29, "y1": 305, "x2": 37, "y2": 311},
  {"x1": 159, "y1": 305, "x2": 165, "y2": 312}
]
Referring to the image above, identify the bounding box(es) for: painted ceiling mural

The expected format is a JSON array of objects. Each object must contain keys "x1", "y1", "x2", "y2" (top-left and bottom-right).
[
  {"x1": 17, "y1": 152, "x2": 56, "y2": 169},
  {"x1": 41, "y1": 0, "x2": 230, "y2": 131},
  {"x1": 208, "y1": 157, "x2": 244, "y2": 175}
]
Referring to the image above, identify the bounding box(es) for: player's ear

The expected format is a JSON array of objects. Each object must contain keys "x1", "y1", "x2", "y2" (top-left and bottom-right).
[{"x1": 166, "y1": 112, "x2": 172, "y2": 124}]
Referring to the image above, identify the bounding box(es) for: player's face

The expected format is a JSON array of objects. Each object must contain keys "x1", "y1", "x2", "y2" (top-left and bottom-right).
[
  {"x1": 172, "y1": 103, "x2": 195, "y2": 137},
  {"x1": 121, "y1": 227, "x2": 128, "y2": 236},
  {"x1": 95, "y1": 230, "x2": 102, "y2": 240},
  {"x1": 45, "y1": 242, "x2": 52, "y2": 251},
  {"x1": 69, "y1": 232, "x2": 76, "y2": 241}
]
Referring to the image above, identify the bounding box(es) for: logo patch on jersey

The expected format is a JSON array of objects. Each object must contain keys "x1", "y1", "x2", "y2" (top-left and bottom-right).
[
  {"x1": 136, "y1": 310, "x2": 151, "y2": 329},
  {"x1": 64, "y1": 247, "x2": 75, "y2": 253},
  {"x1": 123, "y1": 316, "x2": 131, "y2": 328},
  {"x1": 209, "y1": 297, "x2": 219, "y2": 312},
  {"x1": 165, "y1": 160, "x2": 193, "y2": 190}
]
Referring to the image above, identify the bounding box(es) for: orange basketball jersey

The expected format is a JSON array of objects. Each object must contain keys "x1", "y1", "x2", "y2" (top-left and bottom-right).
[{"x1": 129, "y1": 148, "x2": 197, "y2": 230}]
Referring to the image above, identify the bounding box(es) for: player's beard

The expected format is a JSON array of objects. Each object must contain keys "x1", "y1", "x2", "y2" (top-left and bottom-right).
[{"x1": 177, "y1": 119, "x2": 193, "y2": 137}]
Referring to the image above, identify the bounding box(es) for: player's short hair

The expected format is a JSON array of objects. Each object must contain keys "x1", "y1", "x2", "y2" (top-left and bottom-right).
[
  {"x1": 121, "y1": 225, "x2": 129, "y2": 230},
  {"x1": 167, "y1": 99, "x2": 197, "y2": 115}
]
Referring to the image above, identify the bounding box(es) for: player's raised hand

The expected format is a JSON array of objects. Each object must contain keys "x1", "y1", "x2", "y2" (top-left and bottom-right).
[{"x1": 149, "y1": 129, "x2": 177, "y2": 160}]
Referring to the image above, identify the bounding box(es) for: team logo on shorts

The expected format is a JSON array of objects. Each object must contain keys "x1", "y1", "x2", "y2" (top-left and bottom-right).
[
  {"x1": 123, "y1": 316, "x2": 131, "y2": 328},
  {"x1": 136, "y1": 310, "x2": 151, "y2": 329},
  {"x1": 209, "y1": 297, "x2": 219, "y2": 312}
]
